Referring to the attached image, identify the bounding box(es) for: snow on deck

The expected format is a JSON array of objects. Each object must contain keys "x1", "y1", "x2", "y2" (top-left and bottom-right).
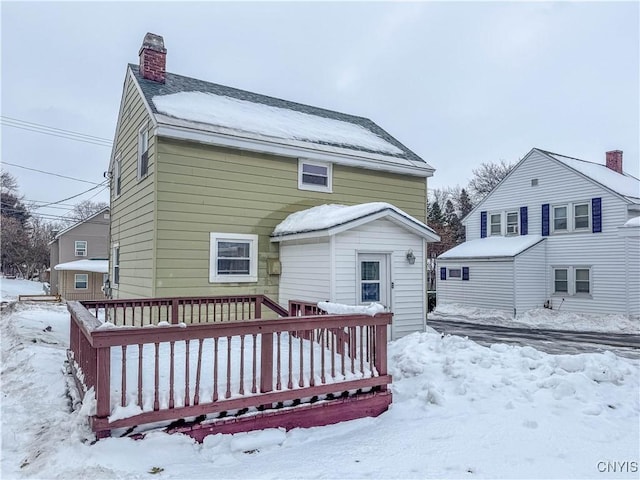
[
  {"x1": 153, "y1": 91, "x2": 403, "y2": 155},
  {"x1": 438, "y1": 235, "x2": 544, "y2": 259}
]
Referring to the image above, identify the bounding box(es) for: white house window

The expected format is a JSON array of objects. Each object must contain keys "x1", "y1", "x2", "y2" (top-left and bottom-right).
[
  {"x1": 553, "y1": 268, "x2": 568, "y2": 293},
  {"x1": 114, "y1": 153, "x2": 122, "y2": 196},
  {"x1": 553, "y1": 205, "x2": 568, "y2": 232},
  {"x1": 112, "y1": 245, "x2": 120, "y2": 285},
  {"x1": 298, "y1": 159, "x2": 332, "y2": 193},
  {"x1": 574, "y1": 203, "x2": 590, "y2": 230},
  {"x1": 74, "y1": 274, "x2": 88, "y2": 290},
  {"x1": 575, "y1": 268, "x2": 590, "y2": 294},
  {"x1": 490, "y1": 213, "x2": 502, "y2": 236},
  {"x1": 552, "y1": 266, "x2": 592, "y2": 296},
  {"x1": 209, "y1": 233, "x2": 258, "y2": 283},
  {"x1": 506, "y1": 211, "x2": 519, "y2": 235},
  {"x1": 75, "y1": 240, "x2": 87, "y2": 256},
  {"x1": 138, "y1": 126, "x2": 149, "y2": 179},
  {"x1": 448, "y1": 268, "x2": 462, "y2": 279},
  {"x1": 361, "y1": 261, "x2": 381, "y2": 302}
]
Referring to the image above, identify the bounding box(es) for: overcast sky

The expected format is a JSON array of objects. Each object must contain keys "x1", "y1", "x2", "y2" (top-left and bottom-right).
[{"x1": 2, "y1": 1, "x2": 638, "y2": 222}]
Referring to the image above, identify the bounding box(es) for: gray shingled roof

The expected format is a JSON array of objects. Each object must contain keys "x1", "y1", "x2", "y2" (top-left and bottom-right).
[{"x1": 130, "y1": 64, "x2": 428, "y2": 165}]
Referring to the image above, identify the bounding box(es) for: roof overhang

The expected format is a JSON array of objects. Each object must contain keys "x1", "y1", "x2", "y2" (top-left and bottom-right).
[
  {"x1": 155, "y1": 121, "x2": 435, "y2": 178},
  {"x1": 271, "y1": 208, "x2": 440, "y2": 243},
  {"x1": 54, "y1": 259, "x2": 109, "y2": 273}
]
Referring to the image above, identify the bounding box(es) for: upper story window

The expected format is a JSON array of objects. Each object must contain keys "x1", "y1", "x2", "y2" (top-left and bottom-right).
[
  {"x1": 489, "y1": 213, "x2": 501, "y2": 236},
  {"x1": 75, "y1": 240, "x2": 87, "y2": 256},
  {"x1": 553, "y1": 206, "x2": 568, "y2": 232},
  {"x1": 506, "y1": 211, "x2": 519, "y2": 235},
  {"x1": 574, "y1": 203, "x2": 590, "y2": 230},
  {"x1": 114, "y1": 153, "x2": 122, "y2": 197},
  {"x1": 448, "y1": 268, "x2": 462, "y2": 279},
  {"x1": 209, "y1": 233, "x2": 258, "y2": 283},
  {"x1": 298, "y1": 159, "x2": 332, "y2": 193},
  {"x1": 138, "y1": 126, "x2": 149, "y2": 179},
  {"x1": 112, "y1": 245, "x2": 120, "y2": 285}
]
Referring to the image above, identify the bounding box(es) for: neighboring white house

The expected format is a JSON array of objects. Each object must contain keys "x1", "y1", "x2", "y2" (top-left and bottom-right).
[
  {"x1": 437, "y1": 148, "x2": 640, "y2": 319},
  {"x1": 270, "y1": 202, "x2": 440, "y2": 340}
]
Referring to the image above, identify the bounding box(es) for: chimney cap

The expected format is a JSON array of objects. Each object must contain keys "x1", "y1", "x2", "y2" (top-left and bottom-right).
[{"x1": 139, "y1": 32, "x2": 166, "y2": 55}]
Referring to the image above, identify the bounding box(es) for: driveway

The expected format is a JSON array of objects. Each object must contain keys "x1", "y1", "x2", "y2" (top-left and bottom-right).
[{"x1": 427, "y1": 316, "x2": 640, "y2": 359}]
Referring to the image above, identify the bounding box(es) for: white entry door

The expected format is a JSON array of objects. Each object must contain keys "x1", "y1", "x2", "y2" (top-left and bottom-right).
[{"x1": 357, "y1": 254, "x2": 391, "y2": 310}]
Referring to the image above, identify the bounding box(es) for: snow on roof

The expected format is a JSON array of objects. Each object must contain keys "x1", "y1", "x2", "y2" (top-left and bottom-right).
[
  {"x1": 546, "y1": 152, "x2": 640, "y2": 200},
  {"x1": 623, "y1": 216, "x2": 640, "y2": 227},
  {"x1": 53, "y1": 259, "x2": 108, "y2": 273},
  {"x1": 153, "y1": 92, "x2": 403, "y2": 156},
  {"x1": 272, "y1": 202, "x2": 434, "y2": 237},
  {"x1": 439, "y1": 235, "x2": 545, "y2": 260}
]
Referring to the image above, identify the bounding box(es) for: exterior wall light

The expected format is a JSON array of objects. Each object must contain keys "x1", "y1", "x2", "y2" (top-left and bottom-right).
[{"x1": 406, "y1": 249, "x2": 416, "y2": 265}]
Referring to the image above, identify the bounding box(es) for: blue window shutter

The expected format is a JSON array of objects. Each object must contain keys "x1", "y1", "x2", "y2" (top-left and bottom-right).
[
  {"x1": 440, "y1": 267, "x2": 447, "y2": 281},
  {"x1": 520, "y1": 206, "x2": 528, "y2": 235},
  {"x1": 462, "y1": 267, "x2": 469, "y2": 281},
  {"x1": 592, "y1": 197, "x2": 602, "y2": 233},
  {"x1": 542, "y1": 204, "x2": 550, "y2": 236},
  {"x1": 480, "y1": 211, "x2": 487, "y2": 238}
]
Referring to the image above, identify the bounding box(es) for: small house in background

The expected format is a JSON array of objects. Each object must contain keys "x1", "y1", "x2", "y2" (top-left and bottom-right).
[
  {"x1": 49, "y1": 208, "x2": 110, "y2": 300},
  {"x1": 272, "y1": 203, "x2": 440, "y2": 340},
  {"x1": 106, "y1": 33, "x2": 440, "y2": 336},
  {"x1": 437, "y1": 148, "x2": 640, "y2": 320}
]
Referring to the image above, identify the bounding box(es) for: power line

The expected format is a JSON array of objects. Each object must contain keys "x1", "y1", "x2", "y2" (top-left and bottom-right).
[
  {"x1": 32, "y1": 181, "x2": 109, "y2": 210},
  {"x1": 2, "y1": 161, "x2": 104, "y2": 185},
  {"x1": 1, "y1": 116, "x2": 113, "y2": 147}
]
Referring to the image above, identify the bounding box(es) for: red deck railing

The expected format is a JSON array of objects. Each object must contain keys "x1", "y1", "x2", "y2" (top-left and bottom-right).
[{"x1": 67, "y1": 295, "x2": 392, "y2": 441}]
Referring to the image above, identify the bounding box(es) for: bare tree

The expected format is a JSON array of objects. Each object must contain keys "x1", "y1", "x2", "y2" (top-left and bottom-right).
[
  {"x1": 66, "y1": 200, "x2": 109, "y2": 224},
  {"x1": 468, "y1": 160, "x2": 515, "y2": 201}
]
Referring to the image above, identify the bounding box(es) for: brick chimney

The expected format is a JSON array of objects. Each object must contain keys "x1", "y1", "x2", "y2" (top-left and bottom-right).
[
  {"x1": 606, "y1": 150, "x2": 623, "y2": 174},
  {"x1": 139, "y1": 33, "x2": 166, "y2": 83}
]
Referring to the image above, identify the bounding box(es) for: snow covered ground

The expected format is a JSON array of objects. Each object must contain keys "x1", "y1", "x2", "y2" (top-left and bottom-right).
[
  {"x1": 0, "y1": 277, "x2": 46, "y2": 302},
  {"x1": 1, "y1": 286, "x2": 639, "y2": 479},
  {"x1": 433, "y1": 303, "x2": 640, "y2": 334}
]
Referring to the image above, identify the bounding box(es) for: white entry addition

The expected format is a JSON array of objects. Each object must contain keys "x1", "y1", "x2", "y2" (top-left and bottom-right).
[{"x1": 358, "y1": 254, "x2": 390, "y2": 309}]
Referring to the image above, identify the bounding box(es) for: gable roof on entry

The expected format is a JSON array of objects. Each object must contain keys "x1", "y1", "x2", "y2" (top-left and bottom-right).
[{"x1": 271, "y1": 202, "x2": 441, "y2": 243}]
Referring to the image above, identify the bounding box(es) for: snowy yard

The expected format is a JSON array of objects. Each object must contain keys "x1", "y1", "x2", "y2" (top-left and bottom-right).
[{"x1": 1, "y1": 278, "x2": 638, "y2": 479}]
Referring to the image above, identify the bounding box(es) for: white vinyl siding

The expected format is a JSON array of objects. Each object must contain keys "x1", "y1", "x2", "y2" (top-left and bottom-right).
[
  {"x1": 333, "y1": 219, "x2": 425, "y2": 340},
  {"x1": 278, "y1": 237, "x2": 331, "y2": 306},
  {"x1": 513, "y1": 240, "x2": 547, "y2": 313}
]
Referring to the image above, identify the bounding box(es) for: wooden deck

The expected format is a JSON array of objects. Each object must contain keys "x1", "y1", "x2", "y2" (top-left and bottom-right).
[{"x1": 67, "y1": 296, "x2": 392, "y2": 441}]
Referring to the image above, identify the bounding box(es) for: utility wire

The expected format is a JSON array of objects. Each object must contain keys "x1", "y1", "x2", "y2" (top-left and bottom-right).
[
  {"x1": 2, "y1": 161, "x2": 104, "y2": 185},
  {"x1": 1, "y1": 116, "x2": 113, "y2": 147},
  {"x1": 32, "y1": 181, "x2": 109, "y2": 210}
]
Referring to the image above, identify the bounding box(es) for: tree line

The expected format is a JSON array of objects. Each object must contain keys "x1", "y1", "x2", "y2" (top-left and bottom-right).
[{"x1": 1, "y1": 172, "x2": 107, "y2": 279}]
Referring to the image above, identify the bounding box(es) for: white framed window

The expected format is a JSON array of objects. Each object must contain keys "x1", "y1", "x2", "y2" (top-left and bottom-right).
[
  {"x1": 75, "y1": 240, "x2": 87, "y2": 256},
  {"x1": 573, "y1": 203, "x2": 590, "y2": 230},
  {"x1": 138, "y1": 126, "x2": 149, "y2": 179},
  {"x1": 112, "y1": 244, "x2": 120, "y2": 286},
  {"x1": 489, "y1": 213, "x2": 502, "y2": 236},
  {"x1": 553, "y1": 205, "x2": 568, "y2": 232},
  {"x1": 209, "y1": 233, "x2": 258, "y2": 283},
  {"x1": 506, "y1": 211, "x2": 519, "y2": 235},
  {"x1": 552, "y1": 266, "x2": 592, "y2": 296},
  {"x1": 74, "y1": 274, "x2": 88, "y2": 290},
  {"x1": 114, "y1": 152, "x2": 122, "y2": 197},
  {"x1": 298, "y1": 159, "x2": 332, "y2": 193}
]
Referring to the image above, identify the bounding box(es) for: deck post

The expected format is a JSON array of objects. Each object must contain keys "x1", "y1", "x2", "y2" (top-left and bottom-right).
[
  {"x1": 374, "y1": 318, "x2": 388, "y2": 391},
  {"x1": 171, "y1": 299, "x2": 179, "y2": 324},
  {"x1": 95, "y1": 347, "x2": 111, "y2": 418},
  {"x1": 260, "y1": 328, "x2": 273, "y2": 411}
]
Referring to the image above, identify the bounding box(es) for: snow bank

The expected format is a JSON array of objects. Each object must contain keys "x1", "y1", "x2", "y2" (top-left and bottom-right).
[
  {"x1": 317, "y1": 301, "x2": 386, "y2": 316},
  {"x1": 0, "y1": 277, "x2": 45, "y2": 301}
]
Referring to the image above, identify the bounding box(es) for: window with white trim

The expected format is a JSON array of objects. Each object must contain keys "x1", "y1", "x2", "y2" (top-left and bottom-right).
[
  {"x1": 209, "y1": 233, "x2": 258, "y2": 283},
  {"x1": 75, "y1": 240, "x2": 87, "y2": 256},
  {"x1": 506, "y1": 211, "x2": 519, "y2": 235},
  {"x1": 448, "y1": 268, "x2": 462, "y2": 279},
  {"x1": 114, "y1": 153, "x2": 122, "y2": 197},
  {"x1": 112, "y1": 245, "x2": 120, "y2": 285},
  {"x1": 489, "y1": 213, "x2": 502, "y2": 236},
  {"x1": 553, "y1": 205, "x2": 568, "y2": 232},
  {"x1": 74, "y1": 274, "x2": 88, "y2": 290},
  {"x1": 573, "y1": 203, "x2": 590, "y2": 230},
  {"x1": 298, "y1": 159, "x2": 332, "y2": 193},
  {"x1": 552, "y1": 266, "x2": 591, "y2": 296},
  {"x1": 138, "y1": 126, "x2": 149, "y2": 179}
]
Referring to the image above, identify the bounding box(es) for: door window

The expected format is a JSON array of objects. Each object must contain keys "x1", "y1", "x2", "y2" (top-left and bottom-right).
[{"x1": 361, "y1": 261, "x2": 380, "y2": 302}]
